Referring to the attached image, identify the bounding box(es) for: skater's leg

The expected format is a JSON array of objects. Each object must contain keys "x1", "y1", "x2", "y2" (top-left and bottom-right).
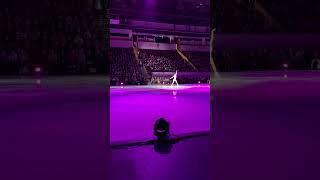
[{"x1": 173, "y1": 80, "x2": 178, "y2": 86}]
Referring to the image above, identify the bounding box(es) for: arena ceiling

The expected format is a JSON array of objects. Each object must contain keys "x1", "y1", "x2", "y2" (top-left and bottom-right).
[{"x1": 110, "y1": 0, "x2": 210, "y2": 26}]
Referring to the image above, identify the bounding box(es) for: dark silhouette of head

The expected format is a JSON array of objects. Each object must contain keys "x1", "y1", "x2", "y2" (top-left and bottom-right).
[{"x1": 154, "y1": 118, "x2": 170, "y2": 140}]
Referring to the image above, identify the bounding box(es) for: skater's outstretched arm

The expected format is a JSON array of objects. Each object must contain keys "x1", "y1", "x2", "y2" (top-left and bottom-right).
[{"x1": 170, "y1": 71, "x2": 177, "y2": 79}]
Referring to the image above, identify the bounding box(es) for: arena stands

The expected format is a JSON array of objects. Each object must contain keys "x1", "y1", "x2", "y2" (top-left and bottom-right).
[
  {"x1": 139, "y1": 49, "x2": 195, "y2": 72},
  {"x1": 110, "y1": 48, "x2": 210, "y2": 85},
  {"x1": 110, "y1": 48, "x2": 146, "y2": 85},
  {"x1": 0, "y1": 0, "x2": 107, "y2": 75},
  {"x1": 185, "y1": 52, "x2": 210, "y2": 72}
]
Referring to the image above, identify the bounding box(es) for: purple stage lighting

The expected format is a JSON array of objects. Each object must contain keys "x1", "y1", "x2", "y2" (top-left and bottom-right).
[{"x1": 110, "y1": 85, "x2": 210, "y2": 143}]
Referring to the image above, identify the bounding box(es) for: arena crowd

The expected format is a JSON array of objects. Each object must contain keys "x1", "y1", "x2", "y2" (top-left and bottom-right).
[
  {"x1": 110, "y1": 48, "x2": 210, "y2": 85},
  {"x1": 0, "y1": 0, "x2": 108, "y2": 75}
]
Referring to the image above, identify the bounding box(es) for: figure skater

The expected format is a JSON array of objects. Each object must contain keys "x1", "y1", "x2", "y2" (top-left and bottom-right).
[{"x1": 170, "y1": 70, "x2": 179, "y2": 87}]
